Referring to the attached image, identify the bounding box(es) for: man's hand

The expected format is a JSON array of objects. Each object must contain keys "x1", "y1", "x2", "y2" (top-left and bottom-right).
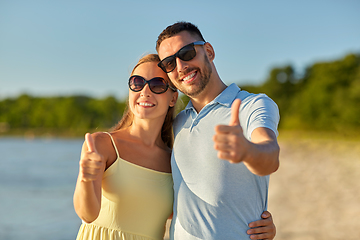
[
  {"x1": 213, "y1": 99, "x2": 252, "y2": 163},
  {"x1": 79, "y1": 133, "x2": 105, "y2": 182},
  {"x1": 213, "y1": 99, "x2": 280, "y2": 175},
  {"x1": 247, "y1": 211, "x2": 276, "y2": 239}
]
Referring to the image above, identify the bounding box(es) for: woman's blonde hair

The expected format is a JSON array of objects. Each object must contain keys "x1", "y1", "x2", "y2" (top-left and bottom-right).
[{"x1": 111, "y1": 54, "x2": 177, "y2": 148}]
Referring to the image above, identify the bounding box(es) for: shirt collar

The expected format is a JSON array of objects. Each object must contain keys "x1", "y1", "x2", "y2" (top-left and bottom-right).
[{"x1": 184, "y1": 83, "x2": 240, "y2": 111}]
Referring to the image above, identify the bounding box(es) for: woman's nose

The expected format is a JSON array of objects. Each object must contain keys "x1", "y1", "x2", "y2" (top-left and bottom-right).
[{"x1": 140, "y1": 83, "x2": 152, "y2": 96}]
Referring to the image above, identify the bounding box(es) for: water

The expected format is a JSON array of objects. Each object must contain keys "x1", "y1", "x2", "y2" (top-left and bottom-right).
[{"x1": 0, "y1": 137, "x2": 84, "y2": 240}]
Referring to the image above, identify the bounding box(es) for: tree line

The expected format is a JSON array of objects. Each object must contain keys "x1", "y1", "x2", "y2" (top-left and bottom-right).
[
  {"x1": 241, "y1": 53, "x2": 360, "y2": 133},
  {"x1": 1, "y1": 53, "x2": 359, "y2": 136},
  {"x1": 0, "y1": 95, "x2": 127, "y2": 136}
]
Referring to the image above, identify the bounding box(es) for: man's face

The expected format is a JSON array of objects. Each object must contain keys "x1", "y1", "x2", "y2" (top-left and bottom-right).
[{"x1": 157, "y1": 31, "x2": 212, "y2": 98}]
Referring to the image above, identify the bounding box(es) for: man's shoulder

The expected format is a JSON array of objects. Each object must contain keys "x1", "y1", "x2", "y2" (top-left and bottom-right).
[
  {"x1": 237, "y1": 90, "x2": 277, "y2": 108},
  {"x1": 237, "y1": 90, "x2": 268, "y2": 101}
]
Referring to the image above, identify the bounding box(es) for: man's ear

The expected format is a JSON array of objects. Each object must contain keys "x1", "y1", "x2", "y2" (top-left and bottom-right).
[{"x1": 204, "y1": 42, "x2": 215, "y2": 62}]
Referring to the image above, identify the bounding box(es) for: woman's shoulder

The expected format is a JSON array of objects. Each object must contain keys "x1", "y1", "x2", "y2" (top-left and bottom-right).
[
  {"x1": 87, "y1": 132, "x2": 117, "y2": 159},
  {"x1": 89, "y1": 131, "x2": 112, "y2": 143},
  {"x1": 91, "y1": 130, "x2": 126, "y2": 142}
]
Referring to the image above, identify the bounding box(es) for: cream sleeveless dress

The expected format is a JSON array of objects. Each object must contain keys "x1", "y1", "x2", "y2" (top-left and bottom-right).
[{"x1": 76, "y1": 132, "x2": 174, "y2": 240}]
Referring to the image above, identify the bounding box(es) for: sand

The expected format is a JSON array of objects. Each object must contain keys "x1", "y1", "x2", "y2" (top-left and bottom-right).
[
  {"x1": 268, "y1": 136, "x2": 360, "y2": 240},
  {"x1": 164, "y1": 136, "x2": 360, "y2": 239}
]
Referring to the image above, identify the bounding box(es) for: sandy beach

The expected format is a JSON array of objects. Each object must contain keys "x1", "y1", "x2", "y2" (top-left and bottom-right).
[
  {"x1": 164, "y1": 134, "x2": 360, "y2": 239},
  {"x1": 268, "y1": 135, "x2": 360, "y2": 240}
]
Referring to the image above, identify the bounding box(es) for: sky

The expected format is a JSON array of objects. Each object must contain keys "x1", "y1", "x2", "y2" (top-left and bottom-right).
[{"x1": 1, "y1": 0, "x2": 359, "y2": 100}]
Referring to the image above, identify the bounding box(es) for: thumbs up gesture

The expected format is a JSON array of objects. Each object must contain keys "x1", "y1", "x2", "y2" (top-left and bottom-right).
[
  {"x1": 213, "y1": 99, "x2": 251, "y2": 163},
  {"x1": 79, "y1": 133, "x2": 105, "y2": 182}
]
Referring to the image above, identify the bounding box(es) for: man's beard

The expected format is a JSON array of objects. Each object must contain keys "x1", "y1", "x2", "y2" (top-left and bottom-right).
[{"x1": 177, "y1": 53, "x2": 212, "y2": 98}]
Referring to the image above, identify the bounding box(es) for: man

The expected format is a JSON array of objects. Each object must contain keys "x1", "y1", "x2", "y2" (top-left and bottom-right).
[{"x1": 156, "y1": 22, "x2": 280, "y2": 239}]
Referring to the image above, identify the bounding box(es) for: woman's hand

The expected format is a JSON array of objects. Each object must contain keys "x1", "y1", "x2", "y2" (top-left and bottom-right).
[
  {"x1": 74, "y1": 133, "x2": 105, "y2": 223},
  {"x1": 79, "y1": 133, "x2": 105, "y2": 182},
  {"x1": 247, "y1": 211, "x2": 276, "y2": 239}
]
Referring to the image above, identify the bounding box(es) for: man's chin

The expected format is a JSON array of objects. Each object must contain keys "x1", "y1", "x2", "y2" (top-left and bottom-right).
[{"x1": 182, "y1": 88, "x2": 204, "y2": 98}]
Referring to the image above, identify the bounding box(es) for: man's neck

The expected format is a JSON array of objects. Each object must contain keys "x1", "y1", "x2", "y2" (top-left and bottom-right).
[{"x1": 190, "y1": 78, "x2": 227, "y2": 113}]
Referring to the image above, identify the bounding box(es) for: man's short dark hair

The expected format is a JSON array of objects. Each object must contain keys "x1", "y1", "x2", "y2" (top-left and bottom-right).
[{"x1": 156, "y1": 21, "x2": 206, "y2": 52}]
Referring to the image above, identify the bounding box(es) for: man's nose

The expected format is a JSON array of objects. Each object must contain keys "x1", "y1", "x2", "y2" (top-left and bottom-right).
[{"x1": 175, "y1": 57, "x2": 188, "y2": 72}]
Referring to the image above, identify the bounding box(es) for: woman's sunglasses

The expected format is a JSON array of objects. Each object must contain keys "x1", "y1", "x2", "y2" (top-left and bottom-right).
[
  {"x1": 158, "y1": 41, "x2": 206, "y2": 73},
  {"x1": 128, "y1": 75, "x2": 177, "y2": 94}
]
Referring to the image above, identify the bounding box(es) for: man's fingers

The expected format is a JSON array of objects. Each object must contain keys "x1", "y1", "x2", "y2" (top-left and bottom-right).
[
  {"x1": 85, "y1": 133, "x2": 97, "y2": 153},
  {"x1": 249, "y1": 218, "x2": 271, "y2": 228},
  {"x1": 247, "y1": 225, "x2": 275, "y2": 239},
  {"x1": 249, "y1": 232, "x2": 271, "y2": 240},
  {"x1": 215, "y1": 124, "x2": 242, "y2": 134},
  {"x1": 261, "y1": 210, "x2": 271, "y2": 219},
  {"x1": 229, "y1": 99, "x2": 241, "y2": 126},
  {"x1": 216, "y1": 151, "x2": 239, "y2": 163},
  {"x1": 213, "y1": 132, "x2": 233, "y2": 143},
  {"x1": 214, "y1": 142, "x2": 232, "y2": 151},
  {"x1": 217, "y1": 151, "x2": 231, "y2": 161},
  {"x1": 248, "y1": 225, "x2": 272, "y2": 234}
]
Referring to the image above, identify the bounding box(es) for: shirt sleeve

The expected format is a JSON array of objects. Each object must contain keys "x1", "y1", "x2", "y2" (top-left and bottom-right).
[{"x1": 240, "y1": 94, "x2": 280, "y2": 141}]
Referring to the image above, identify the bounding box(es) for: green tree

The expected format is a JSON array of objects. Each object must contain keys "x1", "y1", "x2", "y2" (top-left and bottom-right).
[{"x1": 241, "y1": 53, "x2": 360, "y2": 132}]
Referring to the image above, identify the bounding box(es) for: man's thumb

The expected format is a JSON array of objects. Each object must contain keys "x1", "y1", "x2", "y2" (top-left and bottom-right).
[
  {"x1": 229, "y1": 99, "x2": 241, "y2": 126},
  {"x1": 85, "y1": 133, "x2": 97, "y2": 153}
]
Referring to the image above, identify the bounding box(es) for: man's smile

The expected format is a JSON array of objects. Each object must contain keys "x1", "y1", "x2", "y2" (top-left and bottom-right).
[{"x1": 181, "y1": 71, "x2": 197, "y2": 84}]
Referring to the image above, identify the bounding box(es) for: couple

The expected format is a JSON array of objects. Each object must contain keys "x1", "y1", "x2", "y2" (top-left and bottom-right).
[{"x1": 74, "y1": 22, "x2": 280, "y2": 240}]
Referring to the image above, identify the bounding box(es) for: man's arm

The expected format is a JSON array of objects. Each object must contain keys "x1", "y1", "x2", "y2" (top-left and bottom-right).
[{"x1": 243, "y1": 127, "x2": 279, "y2": 176}]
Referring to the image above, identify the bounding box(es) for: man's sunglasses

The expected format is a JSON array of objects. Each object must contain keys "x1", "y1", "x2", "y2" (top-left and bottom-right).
[
  {"x1": 158, "y1": 41, "x2": 206, "y2": 73},
  {"x1": 128, "y1": 75, "x2": 177, "y2": 94}
]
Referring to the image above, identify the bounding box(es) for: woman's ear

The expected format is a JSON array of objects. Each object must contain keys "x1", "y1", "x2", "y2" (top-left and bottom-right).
[
  {"x1": 169, "y1": 91, "x2": 178, "y2": 107},
  {"x1": 204, "y1": 42, "x2": 215, "y2": 62}
]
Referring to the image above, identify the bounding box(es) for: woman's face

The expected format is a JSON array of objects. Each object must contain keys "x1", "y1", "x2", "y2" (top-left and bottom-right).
[{"x1": 128, "y1": 62, "x2": 178, "y2": 121}]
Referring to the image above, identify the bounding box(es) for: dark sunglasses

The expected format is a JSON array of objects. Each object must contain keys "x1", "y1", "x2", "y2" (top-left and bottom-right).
[
  {"x1": 158, "y1": 41, "x2": 206, "y2": 73},
  {"x1": 128, "y1": 75, "x2": 176, "y2": 94}
]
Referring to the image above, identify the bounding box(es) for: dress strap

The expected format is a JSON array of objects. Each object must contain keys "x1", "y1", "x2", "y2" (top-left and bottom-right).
[{"x1": 103, "y1": 132, "x2": 120, "y2": 160}]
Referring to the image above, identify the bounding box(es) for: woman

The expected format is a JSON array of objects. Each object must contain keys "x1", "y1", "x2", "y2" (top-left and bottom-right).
[{"x1": 73, "y1": 54, "x2": 276, "y2": 240}]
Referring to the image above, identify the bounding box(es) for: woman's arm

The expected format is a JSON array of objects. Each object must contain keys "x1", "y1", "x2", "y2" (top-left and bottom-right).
[
  {"x1": 73, "y1": 133, "x2": 106, "y2": 223},
  {"x1": 247, "y1": 211, "x2": 276, "y2": 239}
]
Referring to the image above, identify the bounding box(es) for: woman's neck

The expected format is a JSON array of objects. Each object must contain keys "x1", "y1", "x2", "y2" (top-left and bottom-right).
[{"x1": 128, "y1": 118, "x2": 165, "y2": 148}]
